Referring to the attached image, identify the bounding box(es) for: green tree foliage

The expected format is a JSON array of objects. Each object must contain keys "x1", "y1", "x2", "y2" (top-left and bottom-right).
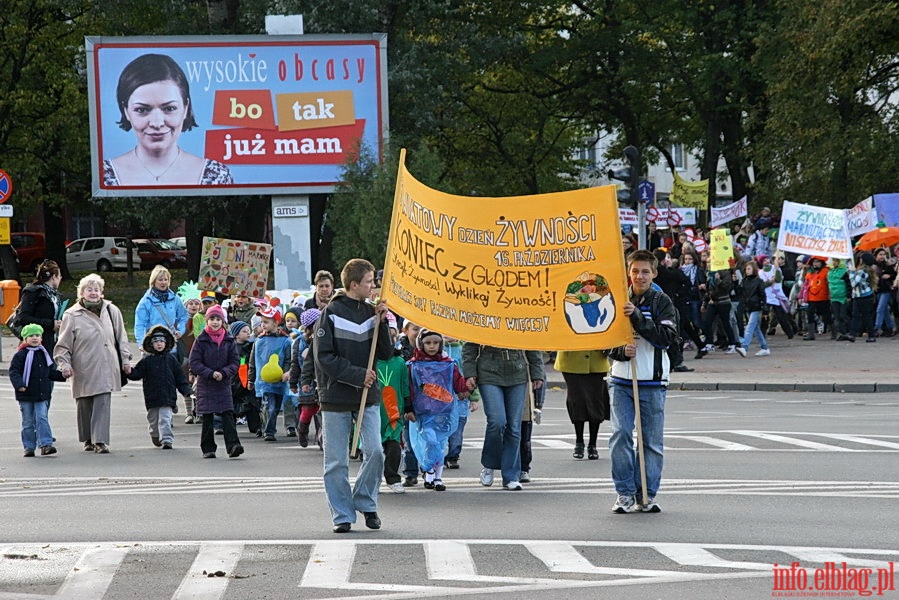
[{"x1": 753, "y1": 0, "x2": 899, "y2": 207}]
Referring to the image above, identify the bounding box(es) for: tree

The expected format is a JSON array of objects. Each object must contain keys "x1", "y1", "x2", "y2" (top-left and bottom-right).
[{"x1": 753, "y1": 0, "x2": 899, "y2": 208}]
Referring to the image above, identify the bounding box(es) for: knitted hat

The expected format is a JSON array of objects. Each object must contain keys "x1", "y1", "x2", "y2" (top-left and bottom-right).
[
  {"x1": 21, "y1": 323, "x2": 43, "y2": 338},
  {"x1": 229, "y1": 320, "x2": 250, "y2": 338},
  {"x1": 755, "y1": 254, "x2": 768, "y2": 265},
  {"x1": 860, "y1": 252, "x2": 875, "y2": 266},
  {"x1": 284, "y1": 311, "x2": 299, "y2": 323},
  {"x1": 257, "y1": 306, "x2": 281, "y2": 322},
  {"x1": 300, "y1": 308, "x2": 321, "y2": 329},
  {"x1": 205, "y1": 305, "x2": 226, "y2": 322},
  {"x1": 416, "y1": 328, "x2": 444, "y2": 354},
  {"x1": 200, "y1": 291, "x2": 217, "y2": 304}
]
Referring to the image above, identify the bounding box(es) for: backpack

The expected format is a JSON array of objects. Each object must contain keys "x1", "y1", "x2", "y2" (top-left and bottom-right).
[{"x1": 4, "y1": 302, "x2": 24, "y2": 339}]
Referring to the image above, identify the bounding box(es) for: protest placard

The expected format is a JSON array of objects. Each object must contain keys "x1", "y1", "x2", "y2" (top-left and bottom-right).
[
  {"x1": 709, "y1": 228, "x2": 733, "y2": 270},
  {"x1": 710, "y1": 196, "x2": 748, "y2": 228},
  {"x1": 845, "y1": 197, "x2": 877, "y2": 237},
  {"x1": 198, "y1": 237, "x2": 272, "y2": 296},
  {"x1": 776, "y1": 201, "x2": 852, "y2": 258},
  {"x1": 669, "y1": 172, "x2": 709, "y2": 210}
]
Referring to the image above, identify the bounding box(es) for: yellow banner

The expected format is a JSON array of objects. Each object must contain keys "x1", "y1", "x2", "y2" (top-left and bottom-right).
[
  {"x1": 670, "y1": 171, "x2": 709, "y2": 210},
  {"x1": 709, "y1": 228, "x2": 733, "y2": 271},
  {"x1": 380, "y1": 150, "x2": 632, "y2": 351}
]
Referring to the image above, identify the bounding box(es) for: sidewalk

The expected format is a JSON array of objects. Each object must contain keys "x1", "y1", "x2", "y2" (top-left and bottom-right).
[
  {"x1": 540, "y1": 334, "x2": 899, "y2": 393},
  {"x1": 2, "y1": 332, "x2": 896, "y2": 393}
]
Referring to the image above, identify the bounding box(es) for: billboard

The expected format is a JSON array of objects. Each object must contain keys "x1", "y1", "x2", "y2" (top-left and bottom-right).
[{"x1": 86, "y1": 35, "x2": 388, "y2": 197}]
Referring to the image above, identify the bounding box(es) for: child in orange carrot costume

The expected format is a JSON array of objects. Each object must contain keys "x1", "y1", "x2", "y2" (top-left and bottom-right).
[{"x1": 377, "y1": 312, "x2": 410, "y2": 493}]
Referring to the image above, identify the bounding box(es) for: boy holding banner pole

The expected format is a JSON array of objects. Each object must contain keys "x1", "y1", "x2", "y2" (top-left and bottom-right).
[
  {"x1": 313, "y1": 259, "x2": 394, "y2": 534},
  {"x1": 608, "y1": 250, "x2": 679, "y2": 513}
]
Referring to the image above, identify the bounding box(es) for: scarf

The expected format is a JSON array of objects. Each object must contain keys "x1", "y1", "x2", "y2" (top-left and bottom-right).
[
  {"x1": 151, "y1": 287, "x2": 171, "y2": 303},
  {"x1": 680, "y1": 263, "x2": 698, "y2": 284},
  {"x1": 23, "y1": 345, "x2": 54, "y2": 387},
  {"x1": 80, "y1": 298, "x2": 103, "y2": 316},
  {"x1": 38, "y1": 283, "x2": 62, "y2": 317},
  {"x1": 205, "y1": 324, "x2": 226, "y2": 346}
]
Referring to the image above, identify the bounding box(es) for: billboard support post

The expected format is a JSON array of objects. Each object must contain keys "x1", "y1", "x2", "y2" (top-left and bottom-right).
[{"x1": 268, "y1": 15, "x2": 311, "y2": 291}]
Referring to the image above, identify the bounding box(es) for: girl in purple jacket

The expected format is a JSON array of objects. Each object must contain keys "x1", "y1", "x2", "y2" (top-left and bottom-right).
[{"x1": 188, "y1": 305, "x2": 243, "y2": 459}]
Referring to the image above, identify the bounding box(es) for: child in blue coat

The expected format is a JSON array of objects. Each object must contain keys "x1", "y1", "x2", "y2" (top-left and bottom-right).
[
  {"x1": 248, "y1": 306, "x2": 292, "y2": 441},
  {"x1": 9, "y1": 323, "x2": 66, "y2": 457}
]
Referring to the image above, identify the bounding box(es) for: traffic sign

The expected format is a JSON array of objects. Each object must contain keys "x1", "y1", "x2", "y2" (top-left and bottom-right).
[
  {"x1": 0, "y1": 219, "x2": 9, "y2": 244},
  {"x1": 637, "y1": 180, "x2": 655, "y2": 205},
  {"x1": 0, "y1": 205, "x2": 12, "y2": 217},
  {"x1": 0, "y1": 169, "x2": 12, "y2": 204}
]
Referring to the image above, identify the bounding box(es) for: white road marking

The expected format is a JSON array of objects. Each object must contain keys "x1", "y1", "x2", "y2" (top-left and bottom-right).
[
  {"x1": 675, "y1": 435, "x2": 756, "y2": 450},
  {"x1": 172, "y1": 543, "x2": 243, "y2": 600},
  {"x1": 818, "y1": 434, "x2": 899, "y2": 450},
  {"x1": 2, "y1": 540, "x2": 896, "y2": 600},
  {"x1": 732, "y1": 431, "x2": 854, "y2": 451},
  {"x1": 56, "y1": 545, "x2": 129, "y2": 600}
]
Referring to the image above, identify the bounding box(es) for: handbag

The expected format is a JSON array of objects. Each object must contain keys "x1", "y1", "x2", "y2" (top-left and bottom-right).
[
  {"x1": 107, "y1": 305, "x2": 128, "y2": 387},
  {"x1": 4, "y1": 302, "x2": 24, "y2": 338}
]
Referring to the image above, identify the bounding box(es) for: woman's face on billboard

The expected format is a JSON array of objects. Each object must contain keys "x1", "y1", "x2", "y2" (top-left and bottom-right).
[{"x1": 125, "y1": 80, "x2": 189, "y2": 153}]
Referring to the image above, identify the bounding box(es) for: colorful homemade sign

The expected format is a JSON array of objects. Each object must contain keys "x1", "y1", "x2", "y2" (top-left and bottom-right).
[
  {"x1": 380, "y1": 150, "x2": 632, "y2": 351},
  {"x1": 845, "y1": 197, "x2": 877, "y2": 238},
  {"x1": 776, "y1": 201, "x2": 852, "y2": 258},
  {"x1": 709, "y1": 228, "x2": 733, "y2": 270},
  {"x1": 198, "y1": 237, "x2": 272, "y2": 296},
  {"x1": 619, "y1": 207, "x2": 696, "y2": 226}
]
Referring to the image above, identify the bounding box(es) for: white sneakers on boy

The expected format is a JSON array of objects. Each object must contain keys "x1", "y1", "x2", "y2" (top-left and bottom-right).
[{"x1": 479, "y1": 468, "x2": 494, "y2": 487}]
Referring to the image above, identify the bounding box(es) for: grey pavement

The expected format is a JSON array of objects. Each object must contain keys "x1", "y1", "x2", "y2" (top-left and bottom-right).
[{"x1": 2, "y1": 330, "x2": 897, "y2": 394}]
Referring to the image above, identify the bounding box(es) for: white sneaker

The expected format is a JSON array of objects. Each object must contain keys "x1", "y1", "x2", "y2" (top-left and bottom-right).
[
  {"x1": 505, "y1": 481, "x2": 523, "y2": 491},
  {"x1": 725, "y1": 345, "x2": 737, "y2": 354},
  {"x1": 612, "y1": 494, "x2": 639, "y2": 513},
  {"x1": 519, "y1": 471, "x2": 531, "y2": 483},
  {"x1": 388, "y1": 482, "x2": 405, "y2": 494},
  {"x1": 755, "y1": 349, "x2": 771, "y2": 356},
  {"x1": 735, "y1": 346, "x2": 747, "y2": 357},
  {"x1": 703, "y1": 344, "x2": 716, "y2": 352},
  {"x1": 479, "y1": 468, "x2": 494, "y2": 487}
]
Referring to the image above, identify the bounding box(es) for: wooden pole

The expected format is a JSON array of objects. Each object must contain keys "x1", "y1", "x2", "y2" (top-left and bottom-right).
[
  {"x1": 630, "y1": 357, "x2": 649, "y2": 508},
  {"x1": 351, "y1": 315, "x2": 381, "y2": 458}
]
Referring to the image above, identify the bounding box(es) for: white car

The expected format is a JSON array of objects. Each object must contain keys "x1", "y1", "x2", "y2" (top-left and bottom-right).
[{"x1": 65, "y1": 237, "x2": 142, "y2": 272}]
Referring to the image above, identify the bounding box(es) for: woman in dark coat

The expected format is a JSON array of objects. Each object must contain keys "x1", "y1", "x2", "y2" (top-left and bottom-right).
[
  {"x1": 188, "y1": 304, "x2": 242, "y2": 459},
  {"x1": 18, "y1": 260, "x2": 64, "y2": 355}
]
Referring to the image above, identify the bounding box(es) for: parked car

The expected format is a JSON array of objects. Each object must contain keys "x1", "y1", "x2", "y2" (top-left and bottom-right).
[
  {"x1": 65, "y1": 237, "x2": 141, "y2": 272},
  {"x1": 134, "y1": 238, "x2": 188, "y2": 269},
  {"x1": 10, "y1": 232, "x2": 47, "y2": 274},
  {"x1": 169, "y1": 237, "x2": 186, "y2": 250}
]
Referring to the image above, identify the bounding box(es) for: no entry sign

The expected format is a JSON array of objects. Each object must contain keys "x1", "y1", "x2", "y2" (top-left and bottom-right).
[{"x1": 0, "y1": 169, "x2": 12, "y2": 203}]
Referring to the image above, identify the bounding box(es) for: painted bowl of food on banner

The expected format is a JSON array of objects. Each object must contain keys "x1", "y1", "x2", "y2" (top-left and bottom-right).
[{"x1": 563, "y1": 271, "x2": 616, "y2": 333}]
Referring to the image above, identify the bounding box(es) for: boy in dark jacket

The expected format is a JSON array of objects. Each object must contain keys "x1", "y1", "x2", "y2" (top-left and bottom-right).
[
  {"x1": 10, "y1": 323, "x2": 67, "y2": 457},
  {"x1": 128, "y1": 325, "x2": 193, "y2": 449}
]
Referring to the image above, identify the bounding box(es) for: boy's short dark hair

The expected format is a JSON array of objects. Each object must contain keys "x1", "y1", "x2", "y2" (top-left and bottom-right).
[
  {"x1": 628, "y1": 249, "x2": 658, "y2": 272},
  {"x1": 341, "y1": 259, "x2": 375, "y2": 289}
]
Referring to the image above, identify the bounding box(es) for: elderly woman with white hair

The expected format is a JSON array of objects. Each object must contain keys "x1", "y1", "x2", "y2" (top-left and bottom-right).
[
  {"x1": 134, "y1": 265, "x2": 188, "y2": 348},
  {"x1": 54, "y1": 274, "x2": 132, "y2": 454}
]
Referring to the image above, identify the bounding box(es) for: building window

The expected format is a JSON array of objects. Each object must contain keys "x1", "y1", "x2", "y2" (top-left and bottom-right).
[
  {"x1": 577, "y1": 145, "x2": 597, "y2": 169},
  {"x1": 72, "y1": 215, "x2": 103, "y2": 239},
  {"x1": 671, "y1": 144, "x2": 686, "y2": 171}
]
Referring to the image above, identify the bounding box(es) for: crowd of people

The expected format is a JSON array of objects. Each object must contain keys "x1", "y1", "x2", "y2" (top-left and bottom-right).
[{"x1": 7, "y1": 212, "x2": 898, "y2": 529}]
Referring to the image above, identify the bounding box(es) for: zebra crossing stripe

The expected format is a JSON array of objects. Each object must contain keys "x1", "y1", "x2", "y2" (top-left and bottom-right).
[
  {"x1": 732, "y1": 431, "x2": 855, "y2": 451},
  {"x1": 56, "y1": 545, "x2": 129, "y2": 600},
  {"x1": 652, "y1": 543, "x2": 770, "y2": 570},
  {"x1": 525, "y1": 541, "x2": 679, "y2": 577},
  {"x1": 819, "y1": 434, "x2": 899, "y2": 450},
  {"x1": 172, "y1": 543, "x2": 243, "y2": 600},
  {"x1": 676, "y1": 435, "x2": 756, "y2": 450}
]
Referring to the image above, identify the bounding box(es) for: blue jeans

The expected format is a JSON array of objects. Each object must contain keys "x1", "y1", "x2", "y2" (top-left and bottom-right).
[
  {"x1": 608, "y1": 383, "x2": 666, "y2": 498},
  {"x1": 875, "y1": 292, "x2": 895, "y2": 332},
  {"x1": 322, "y1": 406, "x2": 384, "y2": 526},
  {"x1": 446, "y1": 415, "x2": 468, "y2": 461},
  {"x1": 262, "y1": 392, "x2": 283, "y2": 436},
  {"x1": 20, "y1": 401, "x2": 53, "y2": 450},
  {"x1": 479, "y1": 383, "x2": 526, "y2": 485},
  {"x1": 741, "y1": 310, "x2": 768, "y2": 351}
]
